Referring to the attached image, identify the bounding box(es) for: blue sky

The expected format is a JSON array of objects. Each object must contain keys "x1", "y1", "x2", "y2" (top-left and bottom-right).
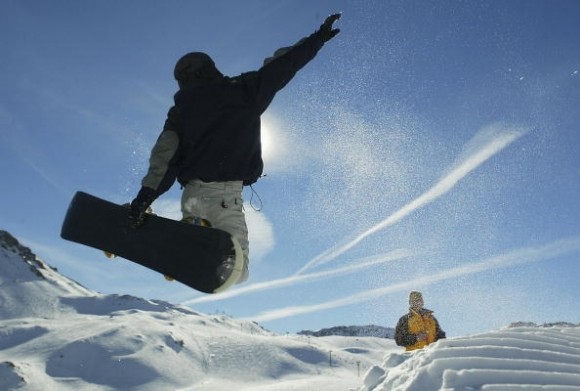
[{"x1": 1, "y1": 0, "x2": 579, "y2": 337}]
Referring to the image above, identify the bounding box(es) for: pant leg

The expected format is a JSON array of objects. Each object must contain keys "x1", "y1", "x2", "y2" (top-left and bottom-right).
[{"x1": 181, "y1": 180, "x2": 250, "y2": 283}]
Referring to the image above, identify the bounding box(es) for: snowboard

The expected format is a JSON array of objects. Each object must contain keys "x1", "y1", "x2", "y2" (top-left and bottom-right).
[{"x1": 60, "y1": 191, "x2": 243, "y2": 294}]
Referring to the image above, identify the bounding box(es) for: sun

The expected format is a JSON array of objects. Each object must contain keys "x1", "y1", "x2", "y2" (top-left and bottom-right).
[
  {"x1": 260, "y1": 117, "x2": 292, "y2": 172},
  {"x1": 261, "y1": 124, "x2": 276, "y2": 162}
]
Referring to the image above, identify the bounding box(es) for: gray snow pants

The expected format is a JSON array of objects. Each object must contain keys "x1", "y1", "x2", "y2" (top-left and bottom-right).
[{"x1": 181, "y1": 179, "x2": 249, "y2": 283}]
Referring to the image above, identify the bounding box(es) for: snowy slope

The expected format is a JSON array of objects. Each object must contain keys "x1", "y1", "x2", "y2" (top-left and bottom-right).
[
  {"x1": 0, "y1": 230, "x2": 95, "y2": 320},
  {"x1": 2, "y1": 230, "x2": 580, "y2": 390},
  {"x1": 361, "y1": 323, "x2": 580, "y2": 391},
  {"x1": 0, "y1": 231, "x2": 394, "y2": 390},
  {"x1": 1, "y1": 304, "x2": 393, "y2": 390}
]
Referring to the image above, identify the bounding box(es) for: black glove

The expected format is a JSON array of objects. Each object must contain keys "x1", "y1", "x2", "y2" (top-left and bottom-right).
[
  {"x1": 128, "y1": 186, "x2": 157, "y2": 229},
  {"x1": 318, "y1": 13, "x2": 341, "y2": 43}
]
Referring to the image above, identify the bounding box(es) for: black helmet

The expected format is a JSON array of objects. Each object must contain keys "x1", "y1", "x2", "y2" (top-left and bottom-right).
[{"x1": 174, "y1": 52, "x2": 222, "y2": 86}]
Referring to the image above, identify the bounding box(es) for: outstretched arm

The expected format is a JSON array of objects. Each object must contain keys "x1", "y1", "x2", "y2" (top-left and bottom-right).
[
  {"x1": 250, "y1": 13, "x2": 342, "y2": 113},
  {"x1": 262, "y1": 13, "x2": 341, "y2": 66}
]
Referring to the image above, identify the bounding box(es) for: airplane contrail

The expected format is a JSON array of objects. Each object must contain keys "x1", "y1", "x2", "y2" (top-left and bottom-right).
[
  {"x1": 296, "y1": 124, "x2": 527, "y2": 275},
  {"x1": 244, "y1": 235, "x2": 580, "y2": 323},
  {"x1": 182, "y1": 248, "x2": 413, "y2": 305}
]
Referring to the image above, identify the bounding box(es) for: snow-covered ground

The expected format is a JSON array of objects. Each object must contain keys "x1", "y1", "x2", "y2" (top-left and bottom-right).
[
  {"x1": 362, "y1": 324, "x2": 580, "y2": 391},
  {"x1": 0, "y1": 232, "x2": 395, "y2": 391},
  {"x1": 1, "y1": 231, "x2": 579, "y2": 391}
]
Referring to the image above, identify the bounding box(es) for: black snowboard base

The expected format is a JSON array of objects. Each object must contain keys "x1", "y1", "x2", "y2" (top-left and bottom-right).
[{"x1": 60, "y1": 191, "x2": 243, "y2": 294}]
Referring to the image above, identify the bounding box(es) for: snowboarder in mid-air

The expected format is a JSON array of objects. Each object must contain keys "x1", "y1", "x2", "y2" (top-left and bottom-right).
[{"x1": 128, "y1": 14, "x2": 341, "y2": 287}]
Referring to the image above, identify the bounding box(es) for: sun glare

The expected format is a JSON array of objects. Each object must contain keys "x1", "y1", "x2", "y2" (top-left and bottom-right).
[
  {"x1": 261, "y1": 126, "x2": 272, "y2": 158},
  {"x1": 261, "y1": 124, "x2": 276, "y2": 162},
  {"x1": 260, "y1": 117, "x2": 296, "y2": 173}
]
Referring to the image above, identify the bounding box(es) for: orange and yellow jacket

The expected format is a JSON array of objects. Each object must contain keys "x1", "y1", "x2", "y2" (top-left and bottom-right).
[{"x1": 395, "y1": 308, "x2": 446, "y2": 351}]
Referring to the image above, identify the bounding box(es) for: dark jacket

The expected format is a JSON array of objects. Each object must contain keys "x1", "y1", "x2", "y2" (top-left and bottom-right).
[
  {"x1": 395, "y1": 308, "x2": 446, "y2": 351},
  {"x1": 142, "y1": 30, "x2": 326, "y2": 196}
]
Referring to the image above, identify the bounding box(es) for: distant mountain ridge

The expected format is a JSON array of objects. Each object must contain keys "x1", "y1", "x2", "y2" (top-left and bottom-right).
[{"x1": 298, "y1": 325, "x2": 395, "y2": 339}]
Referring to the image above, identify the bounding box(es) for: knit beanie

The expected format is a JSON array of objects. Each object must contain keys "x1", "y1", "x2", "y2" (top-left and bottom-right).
[{"x1": 409, "y1": 291, "x2": 423, "y2": 305}]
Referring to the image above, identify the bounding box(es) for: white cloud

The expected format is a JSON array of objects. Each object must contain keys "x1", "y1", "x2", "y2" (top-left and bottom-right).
[
  {"x1": 245, "y1": 206, "x2": 275, "y2": 263},
  {"x1": 151, "y1": 198, "x2": 182, "y2": 220}
]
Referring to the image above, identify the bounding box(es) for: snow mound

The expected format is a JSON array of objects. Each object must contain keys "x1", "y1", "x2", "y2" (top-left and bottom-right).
[
  {"x1": 0, "y1": 306, "x2": 392, "y2": 390},
  {"x1": 0, "y1": 230, "x2": 394, "y2": 390},
  {"x1": 4, "y1": 230, "x2": 579, "y2": 390},
  {"x1": 361, "y1": 324, "x2": 580, "y2": 391}
]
